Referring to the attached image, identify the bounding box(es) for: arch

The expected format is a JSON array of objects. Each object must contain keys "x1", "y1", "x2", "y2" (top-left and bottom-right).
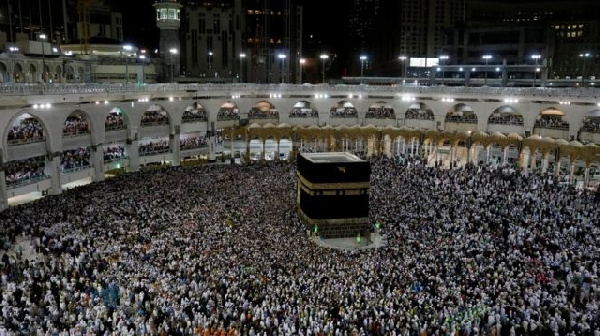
[
  {"x1": 581, "y1": 110, "x2": 600, "y2": 133},
  {"x1": 105, "y1": 107, "x2": 128, "y2": 131},
  {"x1": 5, "y1": 112, "x2": 47, "y2": 146},
  {"x1": 446, "y1": 103, "x2": 477, "y2": 123},
  {"x1": 535, "y1": 107, "x2": 569, "y2": 130},
  {"x1": 182, "y1": 102, "x2": 207, "y2": 123},
  {"x1": 330, "y1": 100, "x2": 357, "y2": 117},
  {"x1": 249, "y1": 100, "x2": 278, "y2": 118},
  {"x1": 366, "y1": 101, "x2": 395, "y2": 119},
  {"x1": 488, "y1": 105, "x2": 524, "y2": 125},
  {"x1": 63, "y1": 109, "x2": 91, "y2": 137},
  {"x1": 218, "y1": 101, "x2": 240, "y2": 120},
  {"x1": 405, "y1": 102, "x2": 434, "y2": 120},
  {"x1": 141, "y1": 104, "x2": 170, "y2": 127},
  {"x1": 290, "y1": 100, "x2": 318, "y2": 117}
]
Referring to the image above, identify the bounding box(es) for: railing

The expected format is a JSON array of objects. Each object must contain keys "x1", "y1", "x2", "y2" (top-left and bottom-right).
[
  {"x1": 405, "y1": 115, "x2": 435, "y2": 121},
  {"x1": 62, "y1": 130, "x2": 91, "y2": 137},
  {"x1": 6, "y1": 174, "x2": 49, "y2": 190},
  {"x1": 182, "y1": 116, "x2": 208, "y2": 123},
  {"x1": 105, "y1": 124, "x2": 127, "y2": 132},
  {"x1": 217, "y1": 115, "x2": 240, "y2": 121},
  {"x1": 7, "y1": 137, "x2": 46, "y2": 146},
  {"x1": 445, "y1": 116, "x2": 478, "y2": 124},
  {"x1": 61, "y1": 165, "x2": 92, "y2": 174},
  {"x1": 2, "y1": 83, "x2": 600, "y2": 100},
  {"x1": 581, "y1": 126, "x2": 600, "y2": 133},
  {"x1": 365, "y1": 113, "x2": 397, "y2": 119},
  {"x1": 534, "y1": 121, "x2": 570, "y2": 131},
  {"x1": 139, "y1": 148, "x2": 170, "y2": 157},
  {"x1": 104, "y1": 156, "x2": 128, "y2": 163},
  {"x1": 487, "y1": 119, "x2": 525, "y2": 126},
  {"x1": 140, "y1": 120, "x2": 170, "y2": 127}
]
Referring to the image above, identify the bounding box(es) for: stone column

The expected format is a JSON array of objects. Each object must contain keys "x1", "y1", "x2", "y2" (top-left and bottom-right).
[
  {"x1": 569, "y1": 162, "x2": 576, "y2": 185},
  {"x1": 554, "y1": 159, "x2": 561, "y2": 177},
  {"x1": 208, "y1": 136, "x2": 217, "y2": 162},
  {"x1": 0, "y1": 170, "x2": 8, "y2": 211},
  {"x1": 92, "y1": 146, "x2": 105, "y2": 182},
  {"x1": 275, "y1": 138, "x2": 281, "y2": 161},
  {"x1": 127, "y1": 140, "x2": 140, "y2": 172},
  {"x1": 47, "y1": 154, "x2": 62, "y2": 196},
  {"x1": 541, "y1": 152, "x2": 549, "y2": 173},
  {"x1": 584, "y1": 165, "x2": 590, "y2": 188},
  {"x1": 503, "y1": 147, "x2": 508, "y2": 166},
  {"x1": 529, "y1": 149, "x2": 537, "y2": 171},
  {"x1": 170, "y1": 133, "x2": 181, "y2": 167}
]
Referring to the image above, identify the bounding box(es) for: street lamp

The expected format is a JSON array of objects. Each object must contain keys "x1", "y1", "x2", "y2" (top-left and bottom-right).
[
  {"x1": 482, "y1": 54, "x2": 492, "y2": 86},
  {"x1": 398, "y1": 55, "x2": 407, "y2": 79},
  {"x1": 208, "y1": 51, "x2": 213, "y2": 77},
  {"x1": 360, "y1": 55, "x2": 367, "y2": 84},
  {"x1": 320, "y1": 54, "x2": 329, "y2": 84},
  {"x1": 579, "y1": 52, "x2": 592, "y2": 87},
  {"x1": 123, "y1": 44, "x2": 133, "y2": 84},
  {"x1": 439, "y1": 55, "x2": 449, "y2": 85},
  {"x1": 531, "y1": 54, "x2": 541, "y2": 87},
  {"x1": 299, "y1": 58, "x2": 306, "y2": 84},
  {"x1": 278, "y1": 54, "x2": 287, "y2": 83},
  {"x1": 169, "y1": 48, "x2": 178, "y2": 83},
  {"x1": 239, "y1": 53, "x2": 246, "y2": 83}
]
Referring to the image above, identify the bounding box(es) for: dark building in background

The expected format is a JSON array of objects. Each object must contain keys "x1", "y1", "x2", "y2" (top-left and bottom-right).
[
  {"x1": 347, "y1": 0, "x2": 465, "y2": 77},
  {"x1": 444, "y1": 0, "x2": 600, "y2": 81},
  {"x1": 169, "y1": 0, "x2": 302, "y2": 84}
]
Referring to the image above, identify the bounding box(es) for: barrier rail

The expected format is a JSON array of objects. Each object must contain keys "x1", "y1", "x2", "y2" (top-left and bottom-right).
[{"x1": 1, "y1": 83, "x2": 600, "y2": 100}]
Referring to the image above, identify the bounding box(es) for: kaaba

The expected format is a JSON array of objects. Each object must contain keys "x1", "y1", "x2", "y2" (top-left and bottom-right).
[{"x1": 296, "y1": 152, "x2": 371, "y2": 238}]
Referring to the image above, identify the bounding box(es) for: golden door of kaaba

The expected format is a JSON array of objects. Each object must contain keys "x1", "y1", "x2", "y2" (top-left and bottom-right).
[{"x1": 296, "y1": 152, "x2": 371, "y2": 238}]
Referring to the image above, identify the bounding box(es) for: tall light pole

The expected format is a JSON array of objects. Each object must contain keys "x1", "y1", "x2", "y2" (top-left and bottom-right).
[
  {"x1": 482, "y1": 54, "x2": 492, "y2": 86},
  {"x1": 579, "y1": 52, "x2": 591, "y2": 87},
  {"x1": 398, "y1": 55, "x2": 407, "y2": 80},
  {"x1": 239, "y1": 53, "x2": 246, "y2": 83},
  {"x1": 169, "y1": 48, "x2": 178, "y2": 83},
  {"x1": 278, "y1": 54, "x2": 287, "y2": 83},
  {"x1": 439, "y1": 55, "x2": 449, "y2": 86},
  {"x1": 360, "y1": 55, "x2": 367, "y2": 84},
  {"x1": 299, "y1": 58, "x2": 306, "y2": 84},
  {"x1": 123, "y1": 44, "x2": 133, "y2": 84},
  {"x1": 320, "y1": 54, "x2": 329, "y2": 84},
  {"x1": 531, "y1": 54, "x2": 541, "y2": 87},
  {"x1": 208, "y1": 51, "x2": 213, "y2": 77}
]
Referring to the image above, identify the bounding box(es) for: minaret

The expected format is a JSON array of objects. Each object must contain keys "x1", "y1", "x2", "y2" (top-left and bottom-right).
[{"x1": 153, "y1": 0, "x2": 183, "y2": 82}]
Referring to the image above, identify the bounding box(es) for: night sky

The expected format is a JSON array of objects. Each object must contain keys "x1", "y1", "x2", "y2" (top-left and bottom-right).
[
  {"x1": 105, "y1": 0, "x2": 328, "y2": 48},
  {"x1": 104, "y1": 0, "x2": 332, "y2": 53}
]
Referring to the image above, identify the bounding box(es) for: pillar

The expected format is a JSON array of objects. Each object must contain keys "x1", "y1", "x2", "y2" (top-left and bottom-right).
[
  {"x1": 92, "y1": 146, "x2": 105, "y2": 182},
  {"x1": 208, "y1": 136, "x2": 217, "y2": 162},
  {"x1": 485, "y1": 146, "x2": 491, "y2": 165},
  {"x1": 170, "y1": 133, "x2": 181, "y2": 167},
  {"x1": 275, "y1": 138, "x2": 281, "y2": 161},
  {"x1": 554, "y1": 159, "x2": 561, "y2": 177},
  {"x1": 128, "y1": 140, "x2": 140, "y2": 172},
  {"x1": 569, "y1": 162, "x2": 576, "y2": 185},
  {"x1": 245, "y1": 139, "x2": 250, "y2": 162},
  {"x1": 541, "y1": 152, "x2": 549, "y2": 173},
  {"x1": 584, "y1": 165, "x2": 590, "y2": 187},
  {"x1": 0, "y1": 170, "x2": 9, "y2": 211},
  {"x1": 262, "y1": 139, "x2": 267, "y2": 161},
  {"x1": 529, "y1": 149, "x2": 537, "y2": 171},
  {"x1": 519, "y1": 149, "x2": 529, "y2": 170},
  {"x1": 503, "y1": 147, "x2": 508, "y2": 166},
  {"x1": 47, "y1": 155, "x2": 62, "y2": 196}
]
